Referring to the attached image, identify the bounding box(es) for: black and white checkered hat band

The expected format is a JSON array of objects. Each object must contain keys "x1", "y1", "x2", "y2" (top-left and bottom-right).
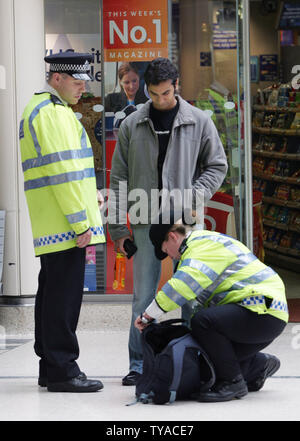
[{"x1": 50, "y1": 62, "x2": 90, "y2": 72}]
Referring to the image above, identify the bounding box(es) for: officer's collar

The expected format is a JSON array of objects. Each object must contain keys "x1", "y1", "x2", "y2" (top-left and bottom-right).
[{"x1": 40, "y1": 83, "x2": 68, "y2": 106}]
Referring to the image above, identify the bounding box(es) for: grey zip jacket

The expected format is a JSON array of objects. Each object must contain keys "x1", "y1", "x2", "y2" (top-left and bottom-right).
[{"x1": 108, "y1": 95, "x2": 228, "y2": 241}]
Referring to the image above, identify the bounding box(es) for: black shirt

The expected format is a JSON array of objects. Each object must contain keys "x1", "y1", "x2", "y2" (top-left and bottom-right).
[{"x1": 149, "y1": 99, "x2": 180, "y2": 190}]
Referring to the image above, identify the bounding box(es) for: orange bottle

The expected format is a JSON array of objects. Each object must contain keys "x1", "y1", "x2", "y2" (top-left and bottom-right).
[{"x1": 113, "y1": 252, "x2": 126, "y2": 290}]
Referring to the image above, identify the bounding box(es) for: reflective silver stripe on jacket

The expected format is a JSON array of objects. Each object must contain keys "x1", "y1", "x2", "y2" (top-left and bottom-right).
[
  {"x1": 24, "y1": 168, "x2": 95, "y2": 191},
  {"x1": 19, "y1": 119, "x2": 24, "y2": 139},
  {"x1": 22, "y1": 148, "x2": 94, "y2": 172},
  {"x1": 190, "y1": 234, "x2": 246, "y2": 256},
  {"x1": 210, "y1": 265, "x2": 277, "y2": 306},
  {"x1": 33, "y1": 225, "x2": 104, "y2": 248},
  {"x1": 161, "y1": 258, "x2": 219, "y2": 307},
  {"x1": 228, "y1": 266, "x2": 276, "y2": 290},
  {"x1": 65, "y1": 209, "x2": 87, "y2": 224},
  {"x1": 239, "y1": 295, "x2": 288, "y2": 313},
  {"x1": 80, "y1": 126, "x2": 88, "y2": 148},
  {"x1": 200, "y1": 253, "x2": 258, "y2": 306},
  {"x1": 162, "y1": 280, "x2": 190, "y2": 307},
  {"x1": 28, "y1": 99, "x2": 52, "y2": 156},
  {"x1": 180, "y1": 258, "x2": 219, "y2": 282}
]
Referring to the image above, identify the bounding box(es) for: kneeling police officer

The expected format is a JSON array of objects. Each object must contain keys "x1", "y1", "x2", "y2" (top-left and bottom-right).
[{"x1": 135, "y1": 210, "x2": 288, "y2": 402}]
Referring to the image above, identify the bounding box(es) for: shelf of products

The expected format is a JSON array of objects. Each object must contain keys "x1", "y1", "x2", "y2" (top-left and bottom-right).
[{"x1": 252, "y1": 90, "x2": 300, "y2": 271}]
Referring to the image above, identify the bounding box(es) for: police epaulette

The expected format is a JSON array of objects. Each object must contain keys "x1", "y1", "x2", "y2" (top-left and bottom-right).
[
  {"x1": 49, "y1": 94, "x2": 64, "y2": 106},
  {"x1": 34, "y1": 92, "x2": 64, "y2": 106}
]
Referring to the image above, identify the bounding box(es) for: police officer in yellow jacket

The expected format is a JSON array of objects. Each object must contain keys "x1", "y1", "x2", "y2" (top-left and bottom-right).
[
  {"x1": 19, "y1": 52, "x2": 105, "y2": 392},
  {"x1": 135, "y1": 210, "x2": 288, "y2": 402}
]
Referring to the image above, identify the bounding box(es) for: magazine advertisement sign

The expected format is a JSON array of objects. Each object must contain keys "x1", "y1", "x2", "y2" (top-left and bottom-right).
[{"x1": 103, "y1": 0, "x2": 168, "y2": 62}]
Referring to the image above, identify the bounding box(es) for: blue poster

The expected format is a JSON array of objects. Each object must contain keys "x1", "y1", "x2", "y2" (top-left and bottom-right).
[
  {"x1": 259, "y1": 55, "x2": 278, "y2": 82},
  {"x1": 278, "y1": 3, "x2": 300, "y2": 29}
]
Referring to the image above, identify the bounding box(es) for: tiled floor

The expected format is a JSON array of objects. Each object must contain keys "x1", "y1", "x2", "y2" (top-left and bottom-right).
[
  {"x1": 0, "y1": 325, "x2": 300, "y2": 422},
  {"x1": 0, "y1": 338, "x2": 32, "y2": 356}
]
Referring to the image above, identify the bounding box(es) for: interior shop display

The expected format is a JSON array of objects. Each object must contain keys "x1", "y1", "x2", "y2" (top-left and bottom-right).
[
  {"x1": 252, "y1": 83, "x2": 300, "y2": 271},
  {"x1": 196, "y1": 88, "x2": 265, "y2": 259},
  {"x1": 196, "y1": 87, "x2": 239, "y2": 198},
  {"x1": 71, "y1": 94, "x2": 103, "y2": 172}
]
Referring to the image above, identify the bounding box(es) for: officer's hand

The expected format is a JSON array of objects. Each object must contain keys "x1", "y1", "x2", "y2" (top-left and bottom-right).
[
  {"x1": 134, "y1": 316, "x2": 147, "y2": 333},
  {"x1": 76, "y1": 229, "x2": 92, "y2": 248},
  {"x1": 134, "y1": 313, "x2": 153, "y2": 333}
]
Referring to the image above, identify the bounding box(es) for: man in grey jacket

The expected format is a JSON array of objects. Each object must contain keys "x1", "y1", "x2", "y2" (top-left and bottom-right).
[{"x1": 108, "y1": 58, "x2": 228, "y2": 386}]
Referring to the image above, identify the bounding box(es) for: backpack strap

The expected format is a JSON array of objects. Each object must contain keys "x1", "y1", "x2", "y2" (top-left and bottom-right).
[
  {"x1": 197, "y1": 350, "x2": 216, "y2": 393},
  {"x1": 168, "y1": 334, "x2": 215, "y2": 403},
  {"x1": 168, "y1": 334, "x2": 195, "y2": 403}
]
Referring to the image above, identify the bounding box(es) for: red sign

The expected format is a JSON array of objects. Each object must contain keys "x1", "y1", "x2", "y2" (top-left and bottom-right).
[{"x1": 103, "y1": 0, "x2": 169, "y2": 62}]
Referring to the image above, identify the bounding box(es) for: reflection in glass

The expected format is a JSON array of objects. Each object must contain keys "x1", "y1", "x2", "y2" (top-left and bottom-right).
[{"x1": 104, "y1": 62, "x2": 148, "y2": 128}]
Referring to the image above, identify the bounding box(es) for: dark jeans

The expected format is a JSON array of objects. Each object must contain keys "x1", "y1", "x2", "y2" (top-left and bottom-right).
[
  {"x1": 34, "y1": 247, "x2": 86, "y2": 382},
  {"x1": 191, "y1": 303, "x2": 286, "y2": 382}
]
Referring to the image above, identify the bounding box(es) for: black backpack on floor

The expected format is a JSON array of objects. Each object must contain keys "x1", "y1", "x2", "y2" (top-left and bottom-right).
[{"x1": 135, "y1": 319, "x2": 215, "y2": 405}]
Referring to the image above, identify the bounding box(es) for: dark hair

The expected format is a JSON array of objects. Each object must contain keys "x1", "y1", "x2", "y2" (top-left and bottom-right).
[
  {"x1": 118, "y1": 62, "x2": 139, "y2": 81},
  {"x1": 144, "y1": 58, "x2": 178, "y2": 87},
  {"x1": 47, "y1": 71, "x2": 69, "y2": 81}
]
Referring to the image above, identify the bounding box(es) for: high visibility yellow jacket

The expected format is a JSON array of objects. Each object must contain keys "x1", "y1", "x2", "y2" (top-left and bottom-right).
[
  {"x1": 152, "y1": 230, "x2": 288, "y2": 323},
  {"x1": 19, "y1": 92, "x2": 105, "y2": 256}
]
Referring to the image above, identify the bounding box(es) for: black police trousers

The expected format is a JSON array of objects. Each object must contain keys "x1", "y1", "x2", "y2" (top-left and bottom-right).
[
  {"x1": 34, "y1": 246, "x2": 86, "y2": 382},
  {"x1": 191, "y1": 303, "x2": 286, "y2": 382}
]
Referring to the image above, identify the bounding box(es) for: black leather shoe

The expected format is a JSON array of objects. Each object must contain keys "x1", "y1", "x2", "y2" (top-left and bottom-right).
[
  {"x1": 47, "y1": 374, "x2": 103, "y2": 392},
  {"x1": 122, "y1": 371, "x2": 141, "y2": 386},
  {"x1": 38, "y1": 371, "x2": 87, "y2": 387},
  {"x1": 247, "y1": 354, "x2": 280, "y2": 392},
  {"x1": 197, "y1": 375, "x2": 248, "y2": 402}
]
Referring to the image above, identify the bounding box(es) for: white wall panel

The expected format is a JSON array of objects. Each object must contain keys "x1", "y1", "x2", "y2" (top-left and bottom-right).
[
  {"x1": 0, "y1": 0, "x2": 19, "y2": 295},
  {"x1": 0, "y1": 0, "x2": 44, "y2": 296},
  {"x1": 14, "y1": 0, "x2": 45, "y2": 295}
]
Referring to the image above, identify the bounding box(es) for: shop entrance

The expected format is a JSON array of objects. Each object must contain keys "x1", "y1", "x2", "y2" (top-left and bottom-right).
[{"x1": 43, "y1": 0, "x2": 299, "y2": 318}]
